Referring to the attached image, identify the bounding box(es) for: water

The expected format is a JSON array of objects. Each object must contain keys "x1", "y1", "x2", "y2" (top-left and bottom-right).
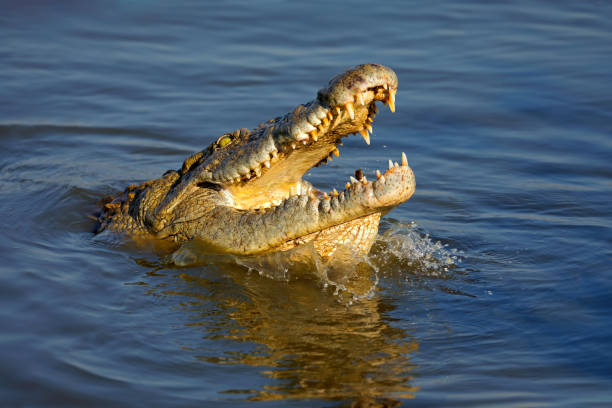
[{"x1": 1, "y1": 1, "x2": 611, "y2": 406}]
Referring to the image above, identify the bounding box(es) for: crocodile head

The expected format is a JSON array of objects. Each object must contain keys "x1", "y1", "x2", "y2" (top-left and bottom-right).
[{"x1": 98, "y1": 64, "x2": 415, "y2": 257}]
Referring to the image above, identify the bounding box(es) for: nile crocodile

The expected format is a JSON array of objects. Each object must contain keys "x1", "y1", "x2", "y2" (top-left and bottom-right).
[{"x1": 95, "y1": 64, "x2": 415, "y2": 257}]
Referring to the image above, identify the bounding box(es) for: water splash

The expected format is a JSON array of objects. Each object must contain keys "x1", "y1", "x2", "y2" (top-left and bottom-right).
[
  {"x1": 170, "y1": 220, "x2": 462, "y2": 301},
  {"x1": 171, "y1": 240, "x2": 378, "y2": 302},
  {"x1": 370, "y1": 219, "x2": 463, "y2": 278}
]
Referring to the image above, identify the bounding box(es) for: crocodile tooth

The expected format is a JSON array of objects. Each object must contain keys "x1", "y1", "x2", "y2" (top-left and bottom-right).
[
  {"x1": 332, "y1": 188, "x2": 339, "y2": 196},
  {"x1": 376, "y1": 169, "x2": 381, "y2": 179},
  {"x1": 322, "y1": 116, "x2": 329, "y2": 126},
  {"x1": 302, "y1": 140, "x2": 308, "y2": 145},
  {"x1": 401, "y1": 152, "x2": 408, "y2": 167},
  {"x1": 327, "y1": 112, "x2": 333, "y2": 120},
  {"x1": 255, "y1": 167, "x2": 262, "y2": 176},
  {"x1": 379, "y1": 174, "x2": 386, "y2": 183},
  {"x1": 244, "y1": 172, "x2": 251, "y2": 180},
  {"x1": 388, "y1": 89, "x2": 396, "y2": 113},
  {"x1": 323, "y1": 192, "x2": 329, "y2": 199},
  {"x1": 362, "y1": 176, "x2": 368, "y2": 185},
  {"x1": 264, "y1": 160, "x2": 270, "y2": 168},
  {"x1": 388, "y1": 159, "x2": 394, "y2": 170},
  {"x1": 271, "y1": 150, "x2": 278, "y2": 160},
  {"x1": 345, "y1": 102, "x2": 354, "y2": 120},
  {"x1": 350, "y1": 176, "x2": 359, "y2": 184},
  {"x1": 333, "y1": 148, "x2": 340, "y2": 157},
  {"x1": 335, "y1": 106, "x2": 341, "y2": 116},
  {"x1": 311, "y1": 133, "x2": 318, "y2": 142},
  {"x1": 394, "y1": 161, "x2": 399, "y2": 168},
  {"x1": 345, "y1": 182, "x2": 351, "y2": 189},
  {"x1": 360, "y1": 129, "x2": 370, "y2": 145},
  {"x1": 296, "y1": 132, "x2": 309, "y2": 141},
  {"x1": 383, "y1": 83, "x2": 388, "y2": 90},
  {"x1": 356, "y1": 92, "x2": 365, "y2": 105},
  {"x1": 291, "y1": 143, "x2": 297, "y2": 150}
]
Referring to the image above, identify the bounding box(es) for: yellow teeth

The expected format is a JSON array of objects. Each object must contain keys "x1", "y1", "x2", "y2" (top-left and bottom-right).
[
  {"x1": 401, "y1": 151, "x2": 408, "y2": 166},
  {"x1": 359, "y1": 129, "x2": 370, "y2": 145},
  {"x1": 388, "y1": 88, "x2": 396, "y2": 113},
  {"x1": 345, "y1": 101, "x2": 355, "y2": 120},
  {"x1": 345, "y1": 182, "x2": 351, "y2": 189},
  {"x1": 335, "y1": 106, "x2": 342, "y2": 116},
  {"x1": 356, "y1": 92, "x2": 365, "y2": 105},
  {"x1": 376, "y1": 169, "x2": 382, "y2": 179}
]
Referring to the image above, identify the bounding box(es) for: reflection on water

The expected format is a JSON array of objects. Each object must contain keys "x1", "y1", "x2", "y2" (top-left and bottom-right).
[
  {"x1": 141, "y1": 221, "x2": 464, "y2": 404},
  {"x1": 146, "y1": 261, "x2": 419, "y2": 404}
]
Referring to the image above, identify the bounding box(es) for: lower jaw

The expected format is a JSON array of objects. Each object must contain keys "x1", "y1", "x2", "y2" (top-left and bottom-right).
[{"x1": 276, "y1": 212, "x2": 381, "y2": 258}]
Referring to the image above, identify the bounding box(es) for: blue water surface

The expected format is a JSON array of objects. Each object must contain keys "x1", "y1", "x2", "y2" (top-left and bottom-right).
[{"x1": 1, "y1": 1, "x2": 611, "y2": 406}]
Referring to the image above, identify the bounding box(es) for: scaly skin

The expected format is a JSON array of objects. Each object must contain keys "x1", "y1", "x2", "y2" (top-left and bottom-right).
[{"x1": 96, "y1": 64, "x2": 415, "y2": 257}]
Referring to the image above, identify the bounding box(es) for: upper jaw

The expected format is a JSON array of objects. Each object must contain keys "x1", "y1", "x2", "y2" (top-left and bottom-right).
[{"x1": 192, "y1": 64, "x2": 398, "y2": 187}]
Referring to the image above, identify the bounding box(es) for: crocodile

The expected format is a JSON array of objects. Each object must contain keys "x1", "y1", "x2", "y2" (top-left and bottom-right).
[{"x1": 95, "y1": 64, "x2": 415, "y2": 258}]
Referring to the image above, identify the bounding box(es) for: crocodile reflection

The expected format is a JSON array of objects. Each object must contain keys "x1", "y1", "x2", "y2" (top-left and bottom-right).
[{"x1": 143, "y1": 258, "x2": 420, "y2": 404}]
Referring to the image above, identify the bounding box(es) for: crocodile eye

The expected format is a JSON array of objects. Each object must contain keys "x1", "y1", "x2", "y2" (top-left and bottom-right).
[{"x1": 217, "y1": 136, "x2": 232, "y2": 148}]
